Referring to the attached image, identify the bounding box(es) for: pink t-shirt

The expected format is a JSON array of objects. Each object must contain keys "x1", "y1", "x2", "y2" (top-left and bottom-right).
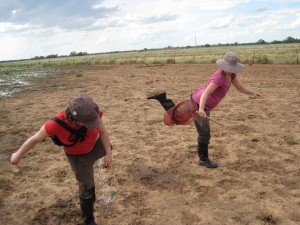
[{"x1": 192, "y1": 69, "x2": 236, "y2": 110}]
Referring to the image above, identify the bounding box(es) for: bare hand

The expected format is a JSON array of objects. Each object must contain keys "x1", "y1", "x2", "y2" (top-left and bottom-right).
[
  {"x1": 10, "y1": 152, "x2": 20, "y2": 165},
  {"x1": 197, "y1": 109, "x2": 207, "y2": 118},
  {"x1": 253, "y1": 92, "x2": 263, "y2": 98},
  {"x1": 104, "y1": 154, "x2": 112, "y2": 168}
]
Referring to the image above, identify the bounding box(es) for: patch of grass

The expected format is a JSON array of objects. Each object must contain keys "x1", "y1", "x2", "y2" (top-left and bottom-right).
[
  {"x1": 109, "y1": 190, "x2": 117, "y2": 196},
  {"x1": 209, "y1": 58, "x2": 218, "y2": 63},
  {"x1": 191, "y1": 173, "x2": 201, "y2": 177},
  {"x1": 108, "y1": 59, "x2": 116, "y2": 64},
  {"x1": 255, "y1": 55, "x2": 272, "y2": 64},
  {"x1": 183, "y1": 59, "x2": 195, "y2": 64},
  {"x1": 75, "y1": 72, "x2": 83, "y2": 77},
  {"x1": 100, "y1": 213, "x2": 109, "y2": 218},
  {"x1": 31, "y1": 165, "x2": 40, "y2": 171},
  {"x1": 284, "y1": 136, "x2": 299, "y2": 145},
  {"x1": 1, "y1": 43, "x2": 300, "y2": 67},
  {"x1": 187, "y1": 144, "x2": 197, "y2": 149},
  {"x1": 166, "y1": 58, "x2": 176, "y2": 64},
  {"x1": 190, "y1": 173, "x2": 201, "y2": 186},
  {"x1": 146, "y1": 119, "x2": 162, "y2": 125}
]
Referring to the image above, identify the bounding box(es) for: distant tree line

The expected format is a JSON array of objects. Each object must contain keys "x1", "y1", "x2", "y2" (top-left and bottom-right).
[
  {"x1": 191, "y1": 36, "x2": 300, "y2": 48},
  {"x1": 32, "y1": 54, "x2": 58, "y2": 60},
  {"x1": 31, "y1": 36, "x2": 298, "y2": 60},
  {"x1": 69, "y1": 51, "x2": 88, "y2": 56},
  {"x1": 32, "y1": 51, "x2": 87, "y2": 60}
]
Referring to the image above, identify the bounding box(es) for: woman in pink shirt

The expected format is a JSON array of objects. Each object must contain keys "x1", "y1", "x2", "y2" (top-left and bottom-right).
[{"x1": 147, "y1": 52, "x2": 262, "y2": 168}]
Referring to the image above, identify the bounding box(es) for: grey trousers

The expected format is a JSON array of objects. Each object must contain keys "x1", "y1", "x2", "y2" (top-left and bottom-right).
[
  {"x1": 194, "y1": 109, "x2": 211, "y2": 145},
  {"x1": 65, "y1": 138, "x2": 106, "y2": 200},
  {"x1": 189, "y1": 94, "x2": 211, "y2": 144}
]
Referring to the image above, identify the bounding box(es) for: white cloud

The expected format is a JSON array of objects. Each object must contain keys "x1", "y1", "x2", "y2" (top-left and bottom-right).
[
  {"x1": 92, "y1": 0, "x2": 123, "y2": 9},
  {"x1": 205, "y1": 15, "x2": 236, "y2": 29},
  {"x1": 96, "y1": 36, "x2": 110, "y2": 44},
  {"x1": 253, "y1": 6, "x2": 269, "y2": 12},
  {"x1": 288, "y1": 17, "x2": 300, "y2": 28},
  {"x1": 256, "y1": 19, "x2": 279, "y2": 29},
  {"x1": 170, "y1": 0, "x2": 253, "y2": 10},
  {"x1": 0, "y1": 0, "x2": 299, "y2": 60},
  {"x1": 0, "y1": 22, "x2": 29, "y2": 32}
]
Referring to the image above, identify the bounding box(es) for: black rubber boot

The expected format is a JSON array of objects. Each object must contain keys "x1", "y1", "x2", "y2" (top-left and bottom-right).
[
  {"x1": 198, "y1": 143, "x2": 218, "y2": 168},
  {"x1": 146, "y1": 92, "x2": 166, "y2": 100},
  {"x1": 80, "y1": 186, "x2": 97, "y2": 225},
  {"x1": 80, "y1": 198, "x2": 97, "y2": 225},
  {"x1": 146, "y1": 92, "x2": 175, "y2": 111}
]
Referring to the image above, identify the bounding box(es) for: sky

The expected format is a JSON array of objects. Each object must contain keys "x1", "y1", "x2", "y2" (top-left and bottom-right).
[{"x1": 0, "y1": 0, "x2": 300, "y2": 61}]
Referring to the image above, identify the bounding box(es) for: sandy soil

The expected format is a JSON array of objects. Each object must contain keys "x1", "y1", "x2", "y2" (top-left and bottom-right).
[{"x1": 0, "y1": 64, "x2": 299, "y2": 225}]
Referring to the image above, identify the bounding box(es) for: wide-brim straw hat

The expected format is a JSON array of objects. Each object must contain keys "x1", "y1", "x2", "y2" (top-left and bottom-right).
[
  {"x1": 216, "y1": 52, "x2": 245, "y2": 73},
  {"x1": 164, "y1": 100, "x2": 198, "y2": 126}
]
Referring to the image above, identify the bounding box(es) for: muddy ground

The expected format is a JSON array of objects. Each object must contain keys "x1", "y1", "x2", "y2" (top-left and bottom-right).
[{"x1": 0, "y1": 63, "x2": 299, "y2": 225}]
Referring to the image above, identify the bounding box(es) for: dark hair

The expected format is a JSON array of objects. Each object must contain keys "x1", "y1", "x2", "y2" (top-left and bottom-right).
[{"x1": 65, "y1": 106, "x2": 80, "y2": 125}]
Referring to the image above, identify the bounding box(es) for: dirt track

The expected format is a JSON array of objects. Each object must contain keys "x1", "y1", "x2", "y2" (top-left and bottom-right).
[{"x1": 0, "y1": 64, "x2": 299, "y2": 225}]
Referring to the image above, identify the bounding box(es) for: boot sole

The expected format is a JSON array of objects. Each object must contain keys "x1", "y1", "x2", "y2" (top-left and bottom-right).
[{"x1": 199, "y1": 161, "x2": 218, "y2": 168}]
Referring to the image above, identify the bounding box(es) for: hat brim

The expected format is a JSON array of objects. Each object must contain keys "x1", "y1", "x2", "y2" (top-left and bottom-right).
[
  {"x1": 82, "y1": 116, "x2": 100, "y2": 129},
  {"x1": 164, "y1": 100, "x2": 198, "y2": 126},
  {"x1": 216, "y1": 59, "x2": 244, "y2": 73},
  {"x1": 164, "y1": 106, "x2": 177, "y2": 126}
]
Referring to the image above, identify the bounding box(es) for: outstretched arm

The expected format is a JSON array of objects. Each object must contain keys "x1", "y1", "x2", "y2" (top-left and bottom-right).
[
  {"x1": 97, "y1": 120, "x2": 112, "y2": 168},
  {"x1": 11, "y1": 125, "x2": 49, "y2": 165},
  {"x1": 232, "y1": 77, "x2": 263, "y2": 98}
]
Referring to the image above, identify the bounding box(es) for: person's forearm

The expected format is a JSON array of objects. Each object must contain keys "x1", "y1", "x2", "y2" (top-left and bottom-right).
[
  {"x1": 15, "y1": 137, "x2": 39, "y2": 158},
  {"x1": 99, "y1": 132, "x2": 112, "y2": 155},
  {"x1": 199, "y1": 93, "x2": 208, "y2": 110},
  {"x1": 238, "y1": 86, "x2": 254, "y2": 95}
]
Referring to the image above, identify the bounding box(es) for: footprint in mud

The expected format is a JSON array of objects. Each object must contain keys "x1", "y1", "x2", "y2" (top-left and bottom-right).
[
  {"x1": 230, "y1": 124, "x2": 252, "y2": 134},
  {"x1": 139, "y1": 167, "x2": 159, "y2": 182},
  {"x1": 51, "y1": 169, "x2": 68, "y2": 183},
  {"x1": 0, "y1": 178, "x2": 14, "y2": 191},
  {"x1": 30, "y1": 198, "x2": 79, "y2": 225},
  {"x1": 137, "y1": 167, "x2": 181, "y2": 190},
  {"x1": 256, "y1": 214, "x2": 277, "y2": 224},
  {"x1": 120, "y1": 191, "x2": 148, "y2": 208}
]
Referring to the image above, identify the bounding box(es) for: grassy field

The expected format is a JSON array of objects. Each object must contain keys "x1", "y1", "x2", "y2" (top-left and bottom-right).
[{"x1": 1, "y1": 43, "x2": 299, "y2": 68}]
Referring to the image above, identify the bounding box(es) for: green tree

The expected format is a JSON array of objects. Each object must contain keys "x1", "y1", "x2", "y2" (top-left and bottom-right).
[
  {"x1": 46, "y1": 54, "x2": 58, "y2": 58},
  {"x1": 257, "y1": 39, "x2": 267, "y2": 45},
  {"x1": 284, "y1": 36, "x2": 296, "y2": 43}
]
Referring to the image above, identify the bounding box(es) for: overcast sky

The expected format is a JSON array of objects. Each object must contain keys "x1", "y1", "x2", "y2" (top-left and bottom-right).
[{"x1": 1, "y1": 0, "x2": 300, "y2": 61}]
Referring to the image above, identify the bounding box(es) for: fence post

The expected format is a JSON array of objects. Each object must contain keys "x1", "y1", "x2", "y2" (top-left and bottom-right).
[
  {"x1": 297, "y1": 50, "x2": 299, "y2": 64},
  {"x1": 252, "y1": 52, "x2": 255, "y2": 64}
]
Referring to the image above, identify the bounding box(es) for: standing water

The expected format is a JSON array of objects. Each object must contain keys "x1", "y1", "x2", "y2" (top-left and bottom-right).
[
  {"x1": 97, "y1": 158, "x2": 115, "y2": 214},
  {"x1": 0, "y1": 65, "x2": 78, "y2": 97},
  {"x1": 0, "y1": 65, "x2": 49, "y2": 97}
]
